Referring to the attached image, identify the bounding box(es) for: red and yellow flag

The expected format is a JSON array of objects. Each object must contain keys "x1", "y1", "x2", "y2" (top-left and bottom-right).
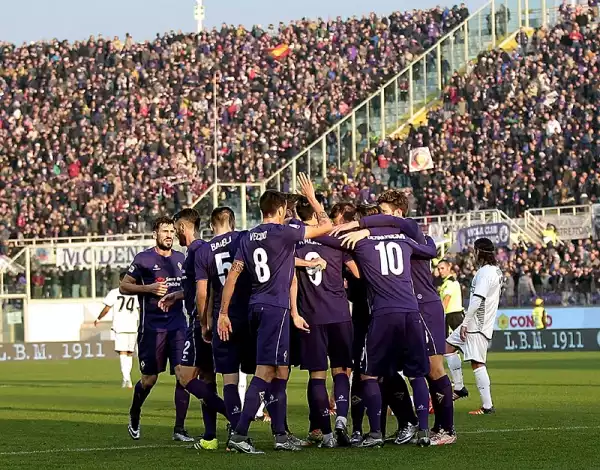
[{"x1": 268, "y1": 44, "x2": 290, "y2": 60}]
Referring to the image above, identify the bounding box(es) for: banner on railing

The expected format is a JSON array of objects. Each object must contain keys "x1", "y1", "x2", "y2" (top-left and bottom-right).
[
  {"x1": 457, "y1": 223, "x2": 510, "y2": 250},
  {"x1": 538, "y1": 214, "x2": 592, "y2": 240},
  {"x1": 55, "y1": 245, "x2": 153, "y2": 268},
  {"x1": 409, "y1": 147, "x2": 434, "y2": 172},
  {"x1": 0, "y1": 341, "x2": 113, "y2": 361},
  {"x1": 494, "y1": 307, "x2": 600, "y2": 331}
]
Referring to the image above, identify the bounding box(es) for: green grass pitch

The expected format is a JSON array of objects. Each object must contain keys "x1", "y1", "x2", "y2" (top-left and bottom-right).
[{"x1": 1, "y1": 352, "x2": 599, "y2": 469}]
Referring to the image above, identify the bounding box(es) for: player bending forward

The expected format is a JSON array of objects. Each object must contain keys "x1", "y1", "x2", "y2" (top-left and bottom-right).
[
  {"x1": 444, "y1": 238, "x2": 503, "y2": 415},
  {"x1": 95, "y1": 271, "x2": 139, "y2": 388}
]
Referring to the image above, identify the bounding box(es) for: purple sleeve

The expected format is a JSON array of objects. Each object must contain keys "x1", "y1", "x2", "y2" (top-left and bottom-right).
[
  {"x1": 313, "y1": 234, "x2": 348, "y2": 251},
  {"x1": 126, "y1": 254, "x2": 143, "y2": 282},
  {"x1": 195, "y1": 246, "x2": 208, "y2": 282},
  {"x1": 407, "y1": 236, "x2": 437, "y2": 260},
  {"x1": 285, "y1": 223, "x2": 306, "y2": 243},
  {"x1": 360, "y1": 215, "x2": 424, "y2": 243}
]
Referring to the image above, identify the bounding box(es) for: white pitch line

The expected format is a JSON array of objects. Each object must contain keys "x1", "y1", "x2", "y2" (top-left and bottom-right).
[{"x1": 0, "y1": 426, "x2": 596, "y2": 456}]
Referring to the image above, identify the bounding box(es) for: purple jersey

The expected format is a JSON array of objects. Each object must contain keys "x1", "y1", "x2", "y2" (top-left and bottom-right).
[
  {"x1": 294, "y1": 222, "x2": 352, "y2": 325},
  {"x1": 181, "y1": 239, "x2": 206, "y2": 326},
  {"x1": 319, "y1": 228, "x2": 436, "y2": 316},
  {"x1": 360, "y1": 215, "x2": 440, "y2": 304},
  {"x1": 127, "y1": 247, "x2": 186, "y2": 332},
  {"x1": 196, "y1": 231, "x2": 252, "y2": 322},
  {"x1": 235, "y1": 223, "x2": 306, "y2": 309}
]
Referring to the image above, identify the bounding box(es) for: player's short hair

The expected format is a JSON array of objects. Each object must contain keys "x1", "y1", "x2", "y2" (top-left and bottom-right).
[
  {"x1": 356, "y1": 204, "x2": 382, "y2": 219},
  {"x1": 295, "y1": 196, "x2": 315, "y2": 222},
  {"x1": 152, "y1": 216, "x2": 175, "y2": 232},
  {"x1": 211, "y1": 206, "x2": 235, "y2": 229},
  {"x1": 330, "y1": 202, "x2": 356, "y2": 222},
  {"x1": 474, "y1": 237, "x2": 497, "y2": 266},
  {"x1": 259, "y1": 190, "x2": 287, "y2": 218},
  {"x1": 377, "y1": 189, "x2": 409, "y2": 215},
  {"x1": 173, "y1": 208, "x2": 201, "y2": 232},
  {"x1": 119, "y1": 271, "x2": 128, "y2": 281}
]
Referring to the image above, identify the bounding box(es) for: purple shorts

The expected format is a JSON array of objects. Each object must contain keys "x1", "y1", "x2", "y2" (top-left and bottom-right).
[
  {"x1": 250, "y1": 304, "x2": 290, "y2": 367},
  {"x1": 352, "y1": 308, "x2": 370, "y2": 369},
  {"x1": 362, "y1": 311, "x2": 430, "y2": 378},
  {"x1": 212, "y1": 317, "x2": 255, "y2": 375},
  {"x1": 418, "y1": 300, "x2": 446, "y2": 356},
  {"x1": 300, "y1": 321, "x2": 353, "y2": 372},
  {"x1": 180, "y1": 325, "x2": 214, "y2": 372},
  {"x1": 137, "y1": 328, "x2": 185, "y2": 376}
]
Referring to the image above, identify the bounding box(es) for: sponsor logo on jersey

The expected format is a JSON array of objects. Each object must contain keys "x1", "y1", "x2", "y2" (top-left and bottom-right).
[{"x1": 153, "y1": 264, "x2": 161, "y2": 271}]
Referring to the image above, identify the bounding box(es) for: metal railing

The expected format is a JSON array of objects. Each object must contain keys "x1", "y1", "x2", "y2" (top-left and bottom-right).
[{"x1": 191, "y1": 0, "x2": 555, "y2": 228}]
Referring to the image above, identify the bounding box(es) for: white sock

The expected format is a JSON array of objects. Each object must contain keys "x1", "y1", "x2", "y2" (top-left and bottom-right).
[
  {"x1": 120, "y1": 355, "x2": 132, "y2": 382},
  {"x1": 473, "y1": 366, "x2": 493, "y2": 409},
  {"x1": 238, "y1": 372, "x2": 247, "y2": 406},
  {"x1": 256, "y1": 402, "x2": 265, "y2": 418},
  {"x1": 444, "y1": 353, "x2": 464, "y2": 390}
]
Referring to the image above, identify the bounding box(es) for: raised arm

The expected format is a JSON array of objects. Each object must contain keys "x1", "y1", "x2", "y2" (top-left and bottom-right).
[{"x1": 297, "y1": 173, "x2": 333, "y2": 239}]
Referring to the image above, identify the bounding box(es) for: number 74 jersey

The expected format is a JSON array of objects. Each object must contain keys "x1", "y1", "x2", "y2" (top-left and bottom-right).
[{"x1": 102, "y1": 288, "x2": 139, "y2": 334}]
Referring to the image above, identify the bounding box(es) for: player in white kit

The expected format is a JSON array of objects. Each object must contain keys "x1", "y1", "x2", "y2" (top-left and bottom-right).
[
  {"x1": 444, "y1": 238, "x2": 503, "y2": 415},
  {"x1": 95, "y1": 271, "x2": 140, "y2": 388}
]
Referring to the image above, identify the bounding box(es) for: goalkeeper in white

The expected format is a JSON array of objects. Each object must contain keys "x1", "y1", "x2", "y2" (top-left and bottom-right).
[{"x1": 444, "y1": 238, "x2": 503, "y2": 415}]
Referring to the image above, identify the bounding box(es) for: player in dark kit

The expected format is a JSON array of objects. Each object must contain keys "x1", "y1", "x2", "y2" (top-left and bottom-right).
[
  {"x1": 293, "y1": 197, "x2": 360, "y2": 448},
  {"x1": 218, "y1": 174, "x2": 333, "y2": 454},
  {"x1": 333, "y1": 190, "x2": 456, "y2": 446},
  {"x1": 194, "y1": 207, "x2": 254, "y2": 447},
  {"x1": 120, "y1": 217, "x2": 190, "y2": 441},
  {"x1": 322, "y1": 226, "x2": 437, "y2": 448},
  {"x1": 157, "y1": 208, "x2": 230, "y2": 450}
]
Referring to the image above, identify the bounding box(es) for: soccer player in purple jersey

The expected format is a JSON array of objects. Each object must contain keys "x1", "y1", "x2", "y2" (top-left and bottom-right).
[
  {"x1": 194, "y1": 207, "x2": 255, "y2": 448},
  {"x1": 332, "y1": 190, "x2": 456, "y2": 445},
  {"x1": 321, "y1": 226, "x2": 437, "y2": 447},
  {"x1": 218, "y1": 174, "x2": 333, "y2": 454},
  {"x1": 156, "y1": 208, "x2": 230, "y2": 450},
  {"x1": 120, "y1": 217, "x2": 191, "y2": 441},
  {"x1": 293, "y1": 197, "x2": 360, "y2": 448}
]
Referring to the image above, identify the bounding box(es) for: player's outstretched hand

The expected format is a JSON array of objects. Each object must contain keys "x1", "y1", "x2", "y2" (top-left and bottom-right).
[
  {"x1": 297, "y1": 172, "x2": 316, "y2": 200},
  {"x1": 292, "y1": 314, "x2": 310, "y2": 333},
  {"x1": 148, "y1": 281, "x2": 168, "y2": 297},
  {"x1": 218, "y1": 314, "x2": 232, "y2": 342},
  {"x1": 158, "y1": 292, "x2": 177, "y2": 311},
  {"x1": 330, "y1": 220, "x2": 359, "y2": 237},
  {"x1": 340, "y1": 229, "x2": 371, "y2": 249},
  {"x1": 460, "y1": 325, "x2": 467, "y2": 342}
]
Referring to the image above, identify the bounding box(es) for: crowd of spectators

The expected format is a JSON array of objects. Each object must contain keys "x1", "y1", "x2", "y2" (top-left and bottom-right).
[
  {"x1": 0, "y1": 4, "x2": 468, "y2": 242},
  {"x1": 319, "y1": 6, "x2": 599, "y2": 218},
  {"x1": 437, "y1": 237, "x2": 600, "y2": 307}
]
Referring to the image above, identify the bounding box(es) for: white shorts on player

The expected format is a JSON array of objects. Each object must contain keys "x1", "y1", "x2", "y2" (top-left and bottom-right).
[
  {"x1": 446, "y1": 329, "x2": 490, "y2": 364},
  {"x1": 115, "y1": 332, "x2": 137, "y2": 354}
]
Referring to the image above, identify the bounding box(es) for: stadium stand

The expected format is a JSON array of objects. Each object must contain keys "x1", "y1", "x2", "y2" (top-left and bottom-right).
[
  {"x1": 319, "y1": 8, "x2": 599, "y2": 217},
  {"x1": 0, "y1": 5, "x2": 468, "y2": 240}
]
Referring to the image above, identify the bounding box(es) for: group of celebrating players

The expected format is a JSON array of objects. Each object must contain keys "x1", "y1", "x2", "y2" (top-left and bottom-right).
[{"x1": 114, "y1": 173, "x2": 502, "y2": 454}]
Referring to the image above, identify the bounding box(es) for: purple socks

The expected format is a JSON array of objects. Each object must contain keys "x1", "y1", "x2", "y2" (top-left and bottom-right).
[
  {"x1": 361, "y1": 379, "x2": 382, "y2": 434},
  {"x1": 174, "y1": 381, "x2": 190, "y2": 428},
  {"x1": 130, "y1": 380, "x2": 152, "y2": 416},
  {"x1": 333, "y1": 373, "x2": 350, "y2": 419},
  {"x1": 308, "y1": 378, "x2": 332, "y2": 434},
  {"x1": 236, "y1": 376, "x2": 269, "y2": 436},
  {"x1": 409, "y1": 377, "x2": 430, "y2": 431},
  {"x1": 223, "y1": 383, "x2": 242, "y2": 430}
]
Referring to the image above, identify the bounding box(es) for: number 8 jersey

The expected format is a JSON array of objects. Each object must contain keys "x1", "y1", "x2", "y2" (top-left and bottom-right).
[{"x1": 235, "y1": 223, "x2": 306, "y2": 309}]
